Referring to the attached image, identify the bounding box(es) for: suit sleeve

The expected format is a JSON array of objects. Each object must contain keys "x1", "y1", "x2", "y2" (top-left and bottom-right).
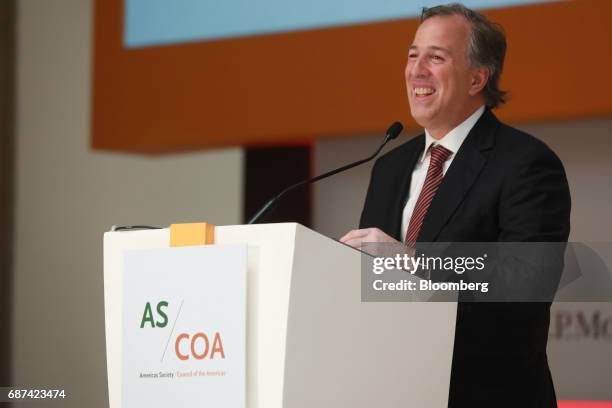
[
  {"x1": 472, "y1": 141, "x2": 572, "y2": 301},
  {"x1": 498, "y1": 140, "x2": 571, "y2": 243}
]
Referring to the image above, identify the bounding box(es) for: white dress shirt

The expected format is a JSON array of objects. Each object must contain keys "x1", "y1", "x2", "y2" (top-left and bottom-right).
[{"x1": 400, "y1": 105, "x2": 485, "y2": 242}]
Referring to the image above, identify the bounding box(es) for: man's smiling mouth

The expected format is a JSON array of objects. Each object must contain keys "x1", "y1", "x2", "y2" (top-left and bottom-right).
[{"x1": 414, "y1": 87, "x2": 436, "y2": 97}]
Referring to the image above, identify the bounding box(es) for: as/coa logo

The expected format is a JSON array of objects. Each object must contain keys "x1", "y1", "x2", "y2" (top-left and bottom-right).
[{"x1": 140, "y1": 300, "x2": 226, "y2": 360}]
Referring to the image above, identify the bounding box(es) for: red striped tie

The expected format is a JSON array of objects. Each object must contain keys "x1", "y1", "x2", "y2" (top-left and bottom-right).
[{"x1": 405, "y1": 144, "x2": 452, "y2": 247}]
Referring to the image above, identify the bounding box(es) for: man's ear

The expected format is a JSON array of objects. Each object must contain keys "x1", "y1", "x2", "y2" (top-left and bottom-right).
[{"x1": 469, "y1": 66, "x2": 489, "y2": 96}]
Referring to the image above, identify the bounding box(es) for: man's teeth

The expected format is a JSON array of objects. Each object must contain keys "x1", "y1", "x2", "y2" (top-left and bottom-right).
[{"x1": 414, "y1": 87, "x2": 435, "y2": 96}]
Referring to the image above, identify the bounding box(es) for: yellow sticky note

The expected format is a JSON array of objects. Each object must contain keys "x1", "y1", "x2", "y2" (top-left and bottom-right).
[{"x1": 169, "y1": 222, "x2": 215, "y2": 247}]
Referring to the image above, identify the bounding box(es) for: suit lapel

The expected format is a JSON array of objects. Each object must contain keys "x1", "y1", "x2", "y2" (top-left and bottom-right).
[{"x1": 417, "y1": 109, "x2": 499, "y2": 243}]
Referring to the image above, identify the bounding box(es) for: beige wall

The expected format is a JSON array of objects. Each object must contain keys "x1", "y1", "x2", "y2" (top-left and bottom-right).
[
  {"x1": 13, "y1": 0, "x2": 612, "y2": 404},
  {"x1": 13, "y1": 0, "x2": 242, "y2": 406}
]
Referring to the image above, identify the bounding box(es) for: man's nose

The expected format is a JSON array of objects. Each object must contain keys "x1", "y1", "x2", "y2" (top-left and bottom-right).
[{"x1": 408, "y1": 56, "x2": 429, "y2": 79}]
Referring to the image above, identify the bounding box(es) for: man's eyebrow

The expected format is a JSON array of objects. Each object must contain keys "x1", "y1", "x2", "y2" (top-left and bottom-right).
[
  {"x1": 429, "y1": 46, "x2": 451, "y2": 53},
  {"x1": 409, "y1": 45, "x2": 451, "y2": 54}
]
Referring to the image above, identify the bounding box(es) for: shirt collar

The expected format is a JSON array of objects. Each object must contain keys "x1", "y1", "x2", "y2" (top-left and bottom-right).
[{"x1": 420, "y1": 105, "x2": 485, "y2": 163}]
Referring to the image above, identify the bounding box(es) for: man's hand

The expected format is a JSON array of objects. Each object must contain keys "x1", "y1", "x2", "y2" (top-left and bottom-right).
[{"x1": 339, "y1": 228, "x2": 399, "y2": 249}]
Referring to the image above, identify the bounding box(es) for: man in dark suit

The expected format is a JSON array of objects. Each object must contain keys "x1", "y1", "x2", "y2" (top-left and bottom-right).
[{"x1": 340, "y1": 4, "x2": 571, "y2": 407}]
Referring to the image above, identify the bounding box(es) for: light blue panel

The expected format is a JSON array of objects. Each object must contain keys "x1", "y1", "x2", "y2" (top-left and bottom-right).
[{"x1": 124, "y1": 0, "x2": 558, "y2": 48}]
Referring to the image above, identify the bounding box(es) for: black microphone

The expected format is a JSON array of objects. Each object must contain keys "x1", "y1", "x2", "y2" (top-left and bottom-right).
[{"x1": 247, "y1": 121, "x2": 403, "y2": 224}]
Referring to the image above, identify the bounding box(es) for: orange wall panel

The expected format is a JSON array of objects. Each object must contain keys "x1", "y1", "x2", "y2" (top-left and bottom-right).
[{"x1": 92, "y1": 0, "x2": 612, "y2": 153}]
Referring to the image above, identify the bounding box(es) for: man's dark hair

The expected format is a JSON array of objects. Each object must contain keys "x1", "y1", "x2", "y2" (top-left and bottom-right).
[{"x1": 421, "y1": 3, "x2": 508, "y2": 108}]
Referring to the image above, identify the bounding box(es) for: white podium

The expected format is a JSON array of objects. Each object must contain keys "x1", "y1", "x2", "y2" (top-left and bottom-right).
[{"x1": 104, "y1": 223, "x2": 457, "y2": 408}]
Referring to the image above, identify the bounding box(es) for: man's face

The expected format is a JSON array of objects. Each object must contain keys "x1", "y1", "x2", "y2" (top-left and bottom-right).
[{"x1": 405, "y1": 15, "x2": 479, "y2": 134}]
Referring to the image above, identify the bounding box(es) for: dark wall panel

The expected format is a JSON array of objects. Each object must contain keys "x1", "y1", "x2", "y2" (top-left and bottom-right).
[
  {"x1": 244, "y1": 146, "x2": 311, "y2": 227},
  {"x1": 0, "y1": 0, "x2": 14, "y2": 389}
]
